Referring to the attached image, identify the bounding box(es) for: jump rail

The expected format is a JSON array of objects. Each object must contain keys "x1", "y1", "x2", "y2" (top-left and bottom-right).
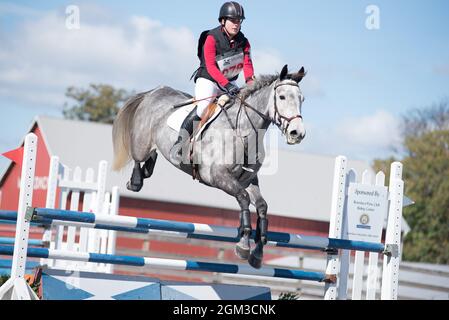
[
  {"x1": 0, "y1": 237, "x2": 45, "y2": 247},
  {"x1": 0, "y1": 245, "x2": 329, "y2": 283},
  {"x1": 0, "y1": 208, "x2": 387, "y2": 253}
]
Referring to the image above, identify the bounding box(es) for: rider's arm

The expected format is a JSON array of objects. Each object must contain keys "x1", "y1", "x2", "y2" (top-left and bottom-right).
[
  {"x1": 203, "y1": 35, "x2": 230, "y2": 87},
  {"x1": 243, "y1": 41, "x2": 255, "y2": 84}
]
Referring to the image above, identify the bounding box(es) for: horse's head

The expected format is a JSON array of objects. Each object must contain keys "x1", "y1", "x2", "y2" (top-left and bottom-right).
[{"x1": 270, "y1": 64, "x2": 306, "y2": 145}]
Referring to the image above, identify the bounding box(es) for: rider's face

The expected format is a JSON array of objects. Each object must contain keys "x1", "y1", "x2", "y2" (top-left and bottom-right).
[{"x1": 223, "y1": 18, "x2": 242, "y2": 38}]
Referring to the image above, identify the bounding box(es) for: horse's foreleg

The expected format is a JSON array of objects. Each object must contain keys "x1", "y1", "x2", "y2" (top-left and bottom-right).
[
  {"x1": 246, "y1": 178, "x2": 268, "y2": 269},
  {"x1": 233, "y1": 188, "x2": 252, "y2": 260},
  {"x1": 235, "y1": 202, "x2": 252, "y2": 260},
  {"x1": 126, "y1": 161, "x2": 144, "y2": 192},
  {"x1": 250, "y1": 214, "x2": 268, "y2": 269},
  {"x1": 213, "y1": 172, "x2": 252, "y2": 260}
]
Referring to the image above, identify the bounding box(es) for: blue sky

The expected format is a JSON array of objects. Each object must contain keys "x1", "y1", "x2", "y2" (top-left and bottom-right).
[{"x1": 0, "y1": 1, "x2": 448, "y2": 172}]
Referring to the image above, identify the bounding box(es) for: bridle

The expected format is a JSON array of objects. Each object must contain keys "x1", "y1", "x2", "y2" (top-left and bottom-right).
[
  {"x1": 272, "y1": 80, "x2": 303, "y2": 134},
  {"x1": 233, "y1": 79, "x2": 303, "y2": 135}
]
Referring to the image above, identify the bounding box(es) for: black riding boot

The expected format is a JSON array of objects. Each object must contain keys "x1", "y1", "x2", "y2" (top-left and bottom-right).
[{"x1": 169, "y1": 107, "x2": 201, "y2": 164}]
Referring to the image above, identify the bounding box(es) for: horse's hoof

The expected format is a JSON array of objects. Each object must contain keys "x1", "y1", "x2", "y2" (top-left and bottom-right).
[
  {"x1": 248, "y1": 252, "x2": 263, "y2": 269},
  {"x1": 126, "y1": 180, "x2": 142, "y2": 192},
  {"x1": 235, "y1": 237, "x2": 250, "y2": 259},
  {"x1": 235, "y1": 244, "x2": 250, "y2": 260}
]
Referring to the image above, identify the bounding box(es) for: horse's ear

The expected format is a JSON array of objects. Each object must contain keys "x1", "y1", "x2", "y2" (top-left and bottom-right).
[
  {"x1": 292, "y1": 66, "x2": 307, "y2": 83},
  {"x1": 280, "y1": 64, "x2": 288, "y2": 80}
]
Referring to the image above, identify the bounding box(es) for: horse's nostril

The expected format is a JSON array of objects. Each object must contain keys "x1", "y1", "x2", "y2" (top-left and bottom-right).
[{"x1": 290, "y1": 130, "x2": 298, "y2": 137}]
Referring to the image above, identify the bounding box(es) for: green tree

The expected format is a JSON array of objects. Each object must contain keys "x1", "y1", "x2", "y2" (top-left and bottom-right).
[
  {"x1": 373, "y1": 99, "x2": 449, "y2": 264},
  {"x1": 63, "y1": 84, "x2": 133, "y2": 124}
]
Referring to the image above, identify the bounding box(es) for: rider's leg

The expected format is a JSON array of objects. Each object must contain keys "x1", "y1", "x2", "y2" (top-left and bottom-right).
[
  {"x1": 169, "y1": 106, "x2": 201, "y2": 164},
  {"x1": 170, "y1": 78, "x2": 218, "y2": 164},
  {"x1": 174, "y1": 106, "x2": 201, "y2": 145},
  {"x1": 195, "y1": 77, "x2": 220, "y2": 117}
]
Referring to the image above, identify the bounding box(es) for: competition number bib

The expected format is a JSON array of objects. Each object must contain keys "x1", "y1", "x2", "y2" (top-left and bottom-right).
[{"x1": 216, "y1": 52, "x2": 244, "y2": 79}]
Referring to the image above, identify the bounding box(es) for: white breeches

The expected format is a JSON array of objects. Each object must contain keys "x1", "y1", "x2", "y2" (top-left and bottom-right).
[{"x1": 195, "y1": 77, "x2": 237, "y2": 118}]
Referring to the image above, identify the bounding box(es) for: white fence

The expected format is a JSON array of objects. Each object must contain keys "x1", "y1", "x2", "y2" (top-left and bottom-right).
[{"x1": 41, "y1": 155, "x2": 119, "y2": 273}]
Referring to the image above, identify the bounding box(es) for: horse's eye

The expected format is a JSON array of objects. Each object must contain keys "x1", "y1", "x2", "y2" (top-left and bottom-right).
[{"x1": 279, "y1": 95, "x2": 286, "y2": 100}]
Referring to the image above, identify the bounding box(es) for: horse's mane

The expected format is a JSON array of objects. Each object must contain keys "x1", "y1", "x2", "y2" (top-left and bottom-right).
[{"x1": 239, "y1": 74, "x2": 278, "y2": 100}]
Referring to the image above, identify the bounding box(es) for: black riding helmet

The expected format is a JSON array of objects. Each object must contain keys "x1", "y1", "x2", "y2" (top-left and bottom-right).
[{"x1": 218, "y1": 1, "x2": 245, "y2": 22}]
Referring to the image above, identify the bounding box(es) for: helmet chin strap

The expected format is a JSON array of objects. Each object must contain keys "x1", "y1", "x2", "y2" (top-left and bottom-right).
[
  {"x1": 221, "y1": 19, "x2": 238, "y2": 40},
  {"x1": 222, "y1": 25, "x2": 231, "y2": 39}
]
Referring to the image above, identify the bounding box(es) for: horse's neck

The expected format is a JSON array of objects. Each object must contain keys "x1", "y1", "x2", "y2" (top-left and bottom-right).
[{"x1": 236, "y1": 83, "x2": 274, "y2": 133}]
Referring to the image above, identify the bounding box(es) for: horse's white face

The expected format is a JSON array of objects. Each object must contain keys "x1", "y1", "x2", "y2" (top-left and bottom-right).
[{"x1": 271, "y1": 68, "x2": 306, "y2": 144}]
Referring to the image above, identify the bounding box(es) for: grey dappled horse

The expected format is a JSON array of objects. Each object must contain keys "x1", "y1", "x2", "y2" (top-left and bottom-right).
[{"x1": 112, "y1": 64, "x2": 306, "y2": 269}]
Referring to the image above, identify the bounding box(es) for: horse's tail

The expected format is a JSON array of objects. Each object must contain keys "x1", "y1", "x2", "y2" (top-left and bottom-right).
[{"x1": 112, "y1": 93, "x2": 147, "y2": 171}]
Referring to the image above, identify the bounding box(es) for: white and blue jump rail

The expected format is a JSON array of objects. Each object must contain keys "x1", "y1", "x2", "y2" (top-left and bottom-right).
[
  {"x1": 0, "y1": 245, "x2": 328, "y2": 283},
  {"x1": 0, "y1": 208, "x2": 387, "y2": 254},
  {"x1": 0, "y1": 237, "x2": 45, "y2": 247},
  {"x1": 0, "y1": 133, "x2": 405, "y2": 300}
]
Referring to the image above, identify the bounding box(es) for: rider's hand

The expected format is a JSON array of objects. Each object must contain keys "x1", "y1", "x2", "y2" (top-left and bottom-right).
[
  {"x1": 246, "y1": 75, "x2": 256, "y2": 85},
  {"x1": 224, "y1": 82, "x2": 240, "y2": 98}
]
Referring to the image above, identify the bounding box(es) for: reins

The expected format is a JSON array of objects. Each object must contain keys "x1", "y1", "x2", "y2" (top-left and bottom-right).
[{"x1": 232, "y1": 80, "x2": 303, "y2": 136}]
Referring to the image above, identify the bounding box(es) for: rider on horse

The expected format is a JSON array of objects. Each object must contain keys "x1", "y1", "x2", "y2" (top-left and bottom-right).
[{"x1": 170, "y1": 1, "x2": 256, "y2": 163}]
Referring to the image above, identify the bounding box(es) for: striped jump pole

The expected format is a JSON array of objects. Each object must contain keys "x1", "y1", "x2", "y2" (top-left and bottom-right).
[
  {"x1": 0, "y1": 245, "x2": 331, "y2": 283},
  {"x1": 24, "y1": 207, "x2": 388, "y2": 254},
  {"x1": 0, "y1": 237, "x2": 46, "y2": 247},
  {"x1": 0, "y1": 210, "x2": 47, "y2": 227}
]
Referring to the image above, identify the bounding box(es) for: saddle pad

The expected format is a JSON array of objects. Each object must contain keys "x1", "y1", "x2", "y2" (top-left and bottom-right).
[
  {"x1": 167, "y1": 103, "x2": 197, "y2": 132},
  {"x1": 167, "y1": 103, "x2": 222, "y2": 140}
]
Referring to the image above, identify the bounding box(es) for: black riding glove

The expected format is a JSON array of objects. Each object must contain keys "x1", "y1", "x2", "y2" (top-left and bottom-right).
[{"x1": 224, "y1": 82, "x2": 240, "y2": 98}]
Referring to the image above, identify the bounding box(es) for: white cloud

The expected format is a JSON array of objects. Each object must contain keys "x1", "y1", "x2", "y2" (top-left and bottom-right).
[
  {"x1": 433, "y1": 64, "x2": 449, "y2": 76},
  {"x1": 0, "y1": 8, "x2": 198, "y2": 108},
  {"x1": 252, "y1": 49, "x2": 285, "y2": 75},
  {"x1": 1, "y1": 6, "x2": 316, "y2": 110},
  {"x1": 337, "y1": 110, "x2": 401, "y2": 148},
  {"x1": 301, "y1": 73, "x2": 325, "y2": 98}
]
